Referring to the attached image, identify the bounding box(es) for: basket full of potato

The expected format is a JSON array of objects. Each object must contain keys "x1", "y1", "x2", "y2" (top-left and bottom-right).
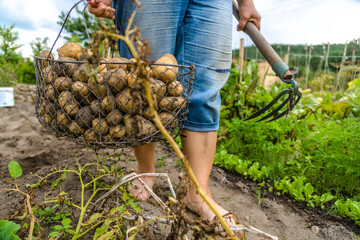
[{"x1": 33, "y1": 42, "x2": 194, "y2": 148}]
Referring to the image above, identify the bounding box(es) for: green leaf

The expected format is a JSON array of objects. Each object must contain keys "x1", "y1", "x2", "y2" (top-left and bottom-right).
[
  {"x1": 128, "y1": 199, "x2": 141, "y2": 213},
  {"x1": 97, "y1": 230, "x2": 115, "y2": 240},
  {"x1": 61, "y1": 218, "x2": 71, "y2": 226},
  {"x1": 94, "y1": 220, "x2": 111, "y2": 240},
  {"x1": 48, "y1": 231, "x2": 60, "y2": 237},
  {"x1": 334, "y1": 101, "x2": 355, "y2": 119},
  {"x1": 0, "y1": 220, "x2": 21, "y2": 240},
  {"x1": 8, "y1": 160, "x2": 22, "y2": 180}
]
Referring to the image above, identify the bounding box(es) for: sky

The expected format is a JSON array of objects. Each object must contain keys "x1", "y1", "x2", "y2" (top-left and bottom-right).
[{"x1": 1, "y1": 0, "x2": 360, "y2": 58}]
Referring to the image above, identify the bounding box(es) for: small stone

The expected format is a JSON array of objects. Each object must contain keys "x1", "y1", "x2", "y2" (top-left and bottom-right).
[{"x1": 311, "y1": 225, "x2": 320, "y2": 234}]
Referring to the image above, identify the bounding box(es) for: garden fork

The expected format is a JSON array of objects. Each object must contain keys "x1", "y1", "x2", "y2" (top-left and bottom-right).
[{"x1": 233, "y1": 0, "x2": 302, "y2": 122}]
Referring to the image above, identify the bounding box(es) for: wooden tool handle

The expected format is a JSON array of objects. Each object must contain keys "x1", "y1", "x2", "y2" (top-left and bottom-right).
[{"x1": 232, "y1": 0, "x2": 292, "y2": 80}]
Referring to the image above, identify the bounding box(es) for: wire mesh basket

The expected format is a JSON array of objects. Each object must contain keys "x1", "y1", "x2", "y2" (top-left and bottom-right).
[{"x1": 33, "y1": 56, "x2": 195, "y2": 148}]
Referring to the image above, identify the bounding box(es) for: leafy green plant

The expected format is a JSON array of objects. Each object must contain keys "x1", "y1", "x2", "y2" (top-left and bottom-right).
[{"x1": 0, "y1": 220, "x2": 21, "y2": 240}]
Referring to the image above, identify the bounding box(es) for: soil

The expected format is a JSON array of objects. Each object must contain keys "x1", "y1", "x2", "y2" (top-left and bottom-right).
[{"x1": 1, "y1": 84, "x2": 360, "y2": 240}]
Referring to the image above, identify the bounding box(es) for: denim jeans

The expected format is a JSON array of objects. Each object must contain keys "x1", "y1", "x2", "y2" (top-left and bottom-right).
[{"x1": 113, "y1": 0, "x2": 232, "y2": 131}]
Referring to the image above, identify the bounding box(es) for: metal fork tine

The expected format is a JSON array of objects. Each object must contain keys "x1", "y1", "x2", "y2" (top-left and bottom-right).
[
  {"x1": 255, "y1": 94, "x2": 291, "y2": 122},
  {"x1": 244, "y1": 89, "x2": 290, "y2": 121},
  {"x1": 265, "y1": 92, "x2": 302, "y2": 123}
]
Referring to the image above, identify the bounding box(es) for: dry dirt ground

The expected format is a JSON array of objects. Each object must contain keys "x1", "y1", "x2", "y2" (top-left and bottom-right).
[{"x1": 1, "y1": 85, "x2": 360, "y2": 240}]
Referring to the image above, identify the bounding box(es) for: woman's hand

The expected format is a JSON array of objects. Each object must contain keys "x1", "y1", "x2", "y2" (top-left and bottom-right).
[
  {"x1": 237, "y1": 0, "x2": 261, "y2": 31},
  {"x1": 88, "y1": 0, "x2": 115, "y2": 19}
]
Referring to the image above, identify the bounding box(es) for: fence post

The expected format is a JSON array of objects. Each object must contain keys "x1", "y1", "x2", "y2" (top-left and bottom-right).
[
  {"x1": 335, "y1": 41, "x2": 348, "y2": 92},
  {"x1": 305, "y1": 45, "x2": 313, "y2": 89},
  {"x1": 239, "y1": 38, "x2": 245, "y2": 83}
]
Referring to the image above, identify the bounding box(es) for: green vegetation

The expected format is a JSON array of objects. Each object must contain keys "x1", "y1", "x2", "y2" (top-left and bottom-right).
[{"x1": 215, "y1": 60, "x2": 360, "y2": 225}]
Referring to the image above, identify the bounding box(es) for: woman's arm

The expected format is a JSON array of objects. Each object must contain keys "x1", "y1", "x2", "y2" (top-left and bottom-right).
[
  {"x1": 88, "y1": 0, "x2": 115, "y2": 19},
  {"x1": 237, "y1": 0, "x2": 261, "y2": 31}
]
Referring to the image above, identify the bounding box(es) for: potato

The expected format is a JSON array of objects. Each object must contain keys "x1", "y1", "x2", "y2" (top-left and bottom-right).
[
  {"x1": 142, "y1": 79, "x2": 167, "y2": 100},
  {"x1": 127, "y1": 58, "x2": 137, "y2": 71},
  {"x1": 38, "y1": 50, "x2": 54, "y2": 67},
  {"x1": 142, "y1": 108, "x2": 153, "y2": 120},
  {"x1": 138, "y1": 116, "x2": 157, "y2": 136},
  {"x1": 116, "y1": 88, "x2": 141, "y2": 113},
  {"x1": 42, "y1": 66, "x2": 56, "y2": 84},
  {"x1": 58, "y1": 91, "x2": 79, "y2": 117},
  {"x1": 73, "y1": 64, "x2": 89, "y2": 82},
  {"x1": 126, "y1": 73, "x2": 142, "y2": 88},
  {"x1": 106, "y1": 109, "x2": 123, "y2": 126},
  {"x1": 56, "y1": 111, "x2": 71, "y2": 130},
  {"x1": 80, "y1": 93, "x2": 96, "y2": 106},
  {"x1": 90, "y1": 99, "x2": 101, "y2": 115},
  {"x1": 54, "y1": 76, "x2": 73, "y2": 92},
  {"x1": 123, "y1": 115, "x2": 157, "y2": 137},
  {"x1": 88, "y1": 74, "x2": 108, "y2": 99},
  {"x1": 151, "y1": 53, "x2": 178, "y2": 83},
  {"x1": 104, "y1": 68, "x2": 127, "y2": 93},
  {"x1": 44, "y1": 113, "x2": 53, "y2": 125},
  {"x1": 107, "y1": 57, "x2": 128, "y2": 70},
  {"x1": 58, "y1": 42, "x2": 83, "y2": 60},
  {"x1": 103, "y1": 134, "x2": 115, "y2": 142},
  {"x1": 84, "y1": 128, "x2": 100, "y2": 142},
  {"x1": 167, "y1": 80, "x2": 184, "y2": 97},
  {"x1": 100, "y1": 94, "x2": 116, "y2": 112},
  {"x1": 109, "y1": 125, "x2": 126, "y2": 139},
  {"x1": 71, "y1": 81, "x2": 91, "y2": 100},
  {"x1": 68, "y1": 121, "x2": 86, "y2": 136},
  {"x1": 45, "y1": 84, "x2": 57, "y2": 102},
  {"x1": 75, "y1": 106, "x2": 94, "y2": 128},
  {"x1": 39, "y1": 102, "x2": 55, "y2": 116},
  {"x1": 159, "y1": 97, "x2": 185, "y2": 112},
  {"x1": 159, "y1": 112, "x2": 178, "y2": 128},
  {"x1": 57, "y1": 57, "x2": 78, "y2": 77},
  {"x1": 92, "y1": 118, "x2": 109, "y2": 135}
]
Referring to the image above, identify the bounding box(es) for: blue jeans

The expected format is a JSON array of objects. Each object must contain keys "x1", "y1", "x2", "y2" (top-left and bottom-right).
[{"x1": 113, "y1": 0, "x2": 232, "y2": 131}]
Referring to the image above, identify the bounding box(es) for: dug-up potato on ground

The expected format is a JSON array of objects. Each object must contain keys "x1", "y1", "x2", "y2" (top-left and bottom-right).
[
  {"x1": 109, "y1": 125, "x2": 126, "y2": 139},
  {"x1": 84, "y1": 128, "x2": 100, "y2": 142},
  {"x1": 57, "y1": 42, "x2": 83, "y2": 60},
  {"x1": 58, "y1": 91, "x2": 79, "y2": 117},
  {"x1": 151, "y1": 53, "x2": 178, "y2": 83},
  {"x1": 116, "y1": 88, "x2": 142, "y2": 113},
  {"x1": 104, "y1": 68, "x2": 127, "y2": 94},
  {"x1": 53, "y1": 76, "x2": 73, "y2": 92},
  {"x1": 75, "y1": 106, "x2": 94, "y2": 128},
  {"x1": 92, "y1": 118, "x2": 109, "y2": 135},
  {"x1": 56, "y1": 57, "x2": 78, "y2": 77},
  {"x1": 159, "y1": 96, "x2": 185, "y2": 112},
  {"x1": 68, "y1": 121, "x2": 86, "y2": 136},
  {"x1": 167, "y1": 80, "x2": 184, "y2": 97},
  {"x1": 56, "y1": 111, "x2": 71, "y2": 130}
]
